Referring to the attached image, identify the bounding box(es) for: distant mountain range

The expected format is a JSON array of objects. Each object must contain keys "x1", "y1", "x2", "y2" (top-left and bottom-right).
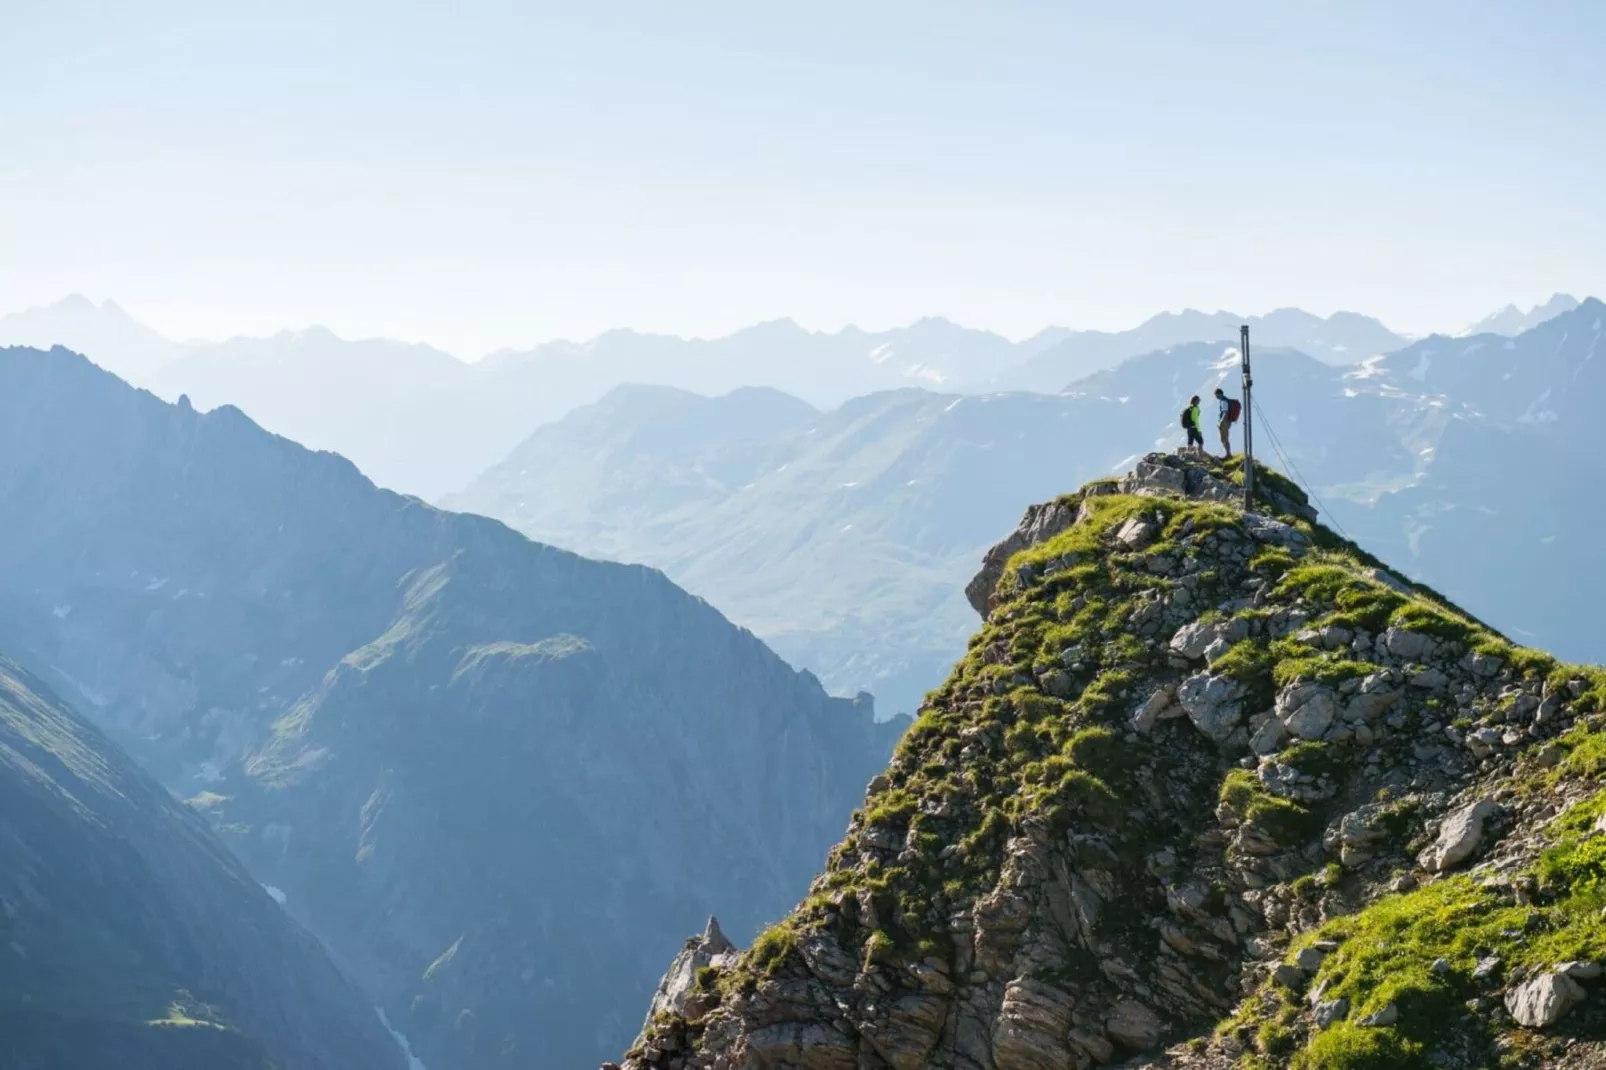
[
  {"x1": 1459, "y1": 292, "x2": 1579, "y2": 336},
  {"x1": 0, "y1": 656, "x2": 404, "y2": 1070},
  {"x1": 2, "y1": 296, "x2": 1418, "y2": 500},
  {"x1": 449, "y1": 299, "x2": 1606, "y2": 719},
  {"x1": 985, "y1": 307, "x2": 1409, "y2": 393},
  {"x1": 0, "y1": 345, "x2": 904, "y2": 1069}
]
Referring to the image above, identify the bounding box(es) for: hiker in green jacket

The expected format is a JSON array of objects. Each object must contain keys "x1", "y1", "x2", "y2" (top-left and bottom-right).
[{"x1": 1182, "y1": 396, "x2": 1204, "y2": 451}]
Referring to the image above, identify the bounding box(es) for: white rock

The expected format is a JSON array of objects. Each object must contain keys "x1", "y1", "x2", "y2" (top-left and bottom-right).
[
  {"x1": 1130, "y1": 685, "x2": 1176, "y2": 734},
  {"x1": 1418, "y1": 799, "x2": 1500, "y2": 873},
  {"x1": 1115, "y1": 517, "x2": 1156, "y2": 550},
  {"x1": 1250, "y1": 716, "x2": 1287, "y2": 757},
  {"x1": 1169, "y1": 618, "x2": 1249, "y2": 660},
  {"x1": 1382, "y1": 626, "x2": 1437, "y2": 662},
  {"x1": 1276, "y1": 682, "x2": 1338, "y2": 740},
  {"x1": 1505, "y1": 971, "x2": 1585, "y2": 1029},
  {"x1": 1177, "y1": 672, "x2": 1247, "y2": 744}
]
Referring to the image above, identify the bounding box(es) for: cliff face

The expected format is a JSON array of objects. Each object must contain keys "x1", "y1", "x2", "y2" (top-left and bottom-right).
[
  {"x1": 617, "y1": 451, "x2": 1606, "y2": 1070},
  {"x1": 0, "y1": 657, "x2": 403, "y2": 1070},
  {"x1": 0, "y1": 346, "x2": 905, "y2": 1069}
]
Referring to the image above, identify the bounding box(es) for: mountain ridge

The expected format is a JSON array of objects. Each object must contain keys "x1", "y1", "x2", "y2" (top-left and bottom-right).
[{"x1": 610, "y1": 449, "x2": 1606, "y2": 1070}]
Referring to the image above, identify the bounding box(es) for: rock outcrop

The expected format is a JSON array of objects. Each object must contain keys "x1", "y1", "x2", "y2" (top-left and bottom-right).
[{"x1": 611, "y1": 450, "x2": 1606, "y2": 1070}]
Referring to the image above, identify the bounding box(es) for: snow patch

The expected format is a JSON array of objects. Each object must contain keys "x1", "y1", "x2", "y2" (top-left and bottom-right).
[
  {"x1": 263, "y1": 885, "x2": 287, "y2": 905},
  {"x1": 376, "y1": 1007, "x2": 427, "y2": 1070},
  {"x1": 1408, "y1": 351, "x2": 1433, "y2": 382},
  {"x1": 1519, "y1": 387, "x2": 1559, "y2": 424},
  {"x1": 1462, "y1": 342, "x2": 1485, "y2": 355},
  {"x1": 943, "y1": 398, "x2": 963, "y2": 413},
  {"x1": 1344, "y1": 355, "x2": 1386, "y2": 381}
]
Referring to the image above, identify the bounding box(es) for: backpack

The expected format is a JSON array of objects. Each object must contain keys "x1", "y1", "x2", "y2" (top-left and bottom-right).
[
  {"x1": 1226, "y1": 397, "x2": 1242, "y2": 423},
  {"x1": 1180, "y1": 407, "x2": 1192, "y2": 430}
]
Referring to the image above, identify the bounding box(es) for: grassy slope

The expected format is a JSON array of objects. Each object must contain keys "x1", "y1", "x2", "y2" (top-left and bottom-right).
[{"x1": 631, "y1": 454, "x2": 1606, "y2": 1070}]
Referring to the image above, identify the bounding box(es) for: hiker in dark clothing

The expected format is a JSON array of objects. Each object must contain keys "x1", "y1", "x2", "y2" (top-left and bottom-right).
[
  {"x1": 1181, "y1": 395, "x2": 1204, "y2": 451},
  {"x1": 1215, "y1": 387, "x2": 1242, "y2": 458}
]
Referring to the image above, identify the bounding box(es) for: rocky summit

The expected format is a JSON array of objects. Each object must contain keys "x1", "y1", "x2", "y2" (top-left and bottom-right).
[{"x1": 613, "y1": 450, "x2": 1606, "y2": 1070}]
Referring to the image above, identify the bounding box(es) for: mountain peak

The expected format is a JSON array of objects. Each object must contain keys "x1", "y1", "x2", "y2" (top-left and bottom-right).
[{"x1": 616, "y1": 447, "x2": 1606, "y2": 1070}]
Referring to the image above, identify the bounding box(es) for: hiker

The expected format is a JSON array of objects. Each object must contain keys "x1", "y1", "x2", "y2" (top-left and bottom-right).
[
  {"x1": 1215, "y1": 388, "x2": 1242, "y2": 457},
  {"x1": 1181, "y1": 395, "x2": 1204, "y2": 451}
]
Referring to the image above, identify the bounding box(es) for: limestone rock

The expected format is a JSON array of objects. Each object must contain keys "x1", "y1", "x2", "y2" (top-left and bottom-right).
[
  {"x1": 637, "y1": 916, "x2": 737, "y2": 1036},
  {"x1": 1115, "y1": 516, "x2": 1156, "y2": 550},
  {"x1": 1313, "y1": 997, "x2": 1349, "y2": 1029},
  {"x1": 1170, "y1": 618, "x2": 1249, "y2": 660},
  {"x1": 967, "y1": 498, "x2": 1082, "y2": 616},
  {"x1": 1105, "y1": 999, "x2": 1164, "y2": 1051},
  {"x1": 1275, "y1": 681, "x2": 1338, "y2": 740},
  {"x1": 1505, "y1": 971, "x2": 1585, "y2": 1029},
  {"x1": 991, "y1": 978, "x2": 1077, "y2": 1070},
  {"x1": 1177, "y1": 672, "x2": 1247, "y2": 743},
  {"x1": 1419, "y1": 798, "x2": 1500, "y2": 873}
]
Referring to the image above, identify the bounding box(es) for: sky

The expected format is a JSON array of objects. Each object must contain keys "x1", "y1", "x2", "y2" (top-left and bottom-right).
[{"x1": 2, "y1": 0, "x2": 1603, "y2": 358}]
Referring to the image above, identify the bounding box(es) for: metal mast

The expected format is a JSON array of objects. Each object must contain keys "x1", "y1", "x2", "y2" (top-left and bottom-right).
[{"x1": 1240, "y1": 325, "x2": 1255, "y2": 512}]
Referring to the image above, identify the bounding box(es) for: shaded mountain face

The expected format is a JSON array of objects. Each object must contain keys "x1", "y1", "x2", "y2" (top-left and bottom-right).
[
  {"x1": 614, "y1": 451, "x2": 1606, "y2": 1070},
  {"x1": 1461, "y1": 293, "x2": 1579, "y2": 336},
  {"x1": 0, "y1": 346, "x2": 905, "y2": 1070},
  {"x1": 0, "y1": 657, "x2": 403, "y2": 1070},
  {"x1": 990, "y1": 308, "x2": 1406, "y2": 393}
]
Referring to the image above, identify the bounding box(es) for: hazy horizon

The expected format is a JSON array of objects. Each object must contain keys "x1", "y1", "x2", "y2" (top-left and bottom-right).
[{"x1": 5, "y1": 2, "x2": 1603, "y2": 356}]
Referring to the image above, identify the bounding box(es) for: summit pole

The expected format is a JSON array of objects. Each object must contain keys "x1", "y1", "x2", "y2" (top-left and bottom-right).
[{"x1": 1240, "y1": 325, "x2": 1254, "y2": 512}]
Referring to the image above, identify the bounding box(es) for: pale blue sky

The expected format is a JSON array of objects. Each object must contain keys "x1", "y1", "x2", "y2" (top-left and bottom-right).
[{"x1": 2, "y1": 1, "x2": 1601, "y2": 356}]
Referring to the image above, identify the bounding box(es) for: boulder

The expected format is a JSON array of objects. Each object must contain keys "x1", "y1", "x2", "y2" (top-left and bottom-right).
[
  {"x1": 1381, "y1": 626, "x2": 1436, "y2": 662},
  {"x1": 1250, "y1": 716, "x2": 1286, "y2": 757},
  {"x1": 1506, "y1": 971, "x2": 1586, "y2": 1029},
  {"x1": 1131, "y1": 686, "x2": 1176, "y2": 734},
  {"x1": 1177, "y1": 672, "x2": 1247, "y2": 744},
  {"x1": 1114, "y1": 517, "x2": 1156, "y2": 550},
  {"x1": 1276, "y1": 682, "x2": 1338, "y2": 740},
  {"x1": 1313, "y1": 998, "x2": 1349, "y2": 1030},
  {"x1": 1104, "y1": 999, "x2": 1164, "y2": 1051},
  {"x1": 1409, "y1": 667, "x2": 1450, "y2": 691},
  {"x1": 1121, "y1": 459, "x2": 1187, "y2": 496},
  {"x1": 1418, "y1": 798, "x2": 1500, "y2": 873},
  {"x1": 1169, "y1": 618, "x2": 1249, "y2": 660}
]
